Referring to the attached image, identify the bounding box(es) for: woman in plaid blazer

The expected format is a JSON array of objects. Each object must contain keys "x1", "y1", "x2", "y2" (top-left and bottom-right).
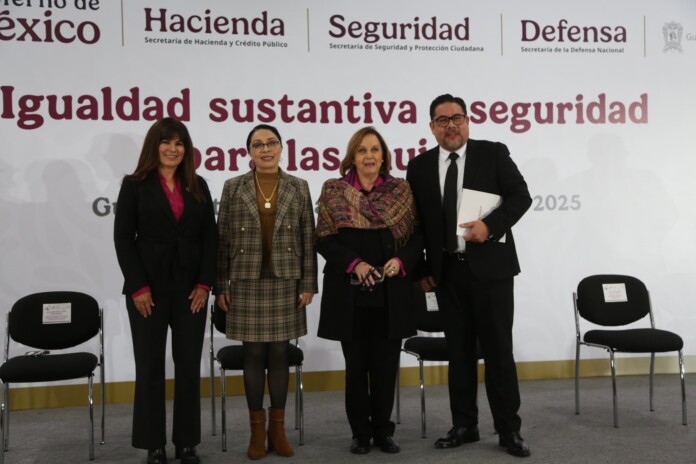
[{"x1": 215, "y1": 124, "x2": 318, "y2": 459}]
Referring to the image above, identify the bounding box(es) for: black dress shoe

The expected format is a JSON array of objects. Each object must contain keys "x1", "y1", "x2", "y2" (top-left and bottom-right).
[
  {"x1": 175, "y1": 447, "x2": 200, "y2": 464},
  {"x1": 498, "y1": 432, "x2": 531, "y2": 457},
  {"x1": 434, "y1": 426, "x2": 480, "y2": 449},
  {"x1": 350, "y1": 438, "x2": 371, "y2": 454},
  {"x1": 147, "y1": 448, "x2": 168, "y2": 464},
  {"x1": 373, "y1": 436, "x2": 400, "y2": 453}
]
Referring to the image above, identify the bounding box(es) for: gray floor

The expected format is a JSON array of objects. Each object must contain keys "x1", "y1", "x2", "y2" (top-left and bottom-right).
[{"x1": 3, "y1": 374, "x2": 694, "y2": 464}]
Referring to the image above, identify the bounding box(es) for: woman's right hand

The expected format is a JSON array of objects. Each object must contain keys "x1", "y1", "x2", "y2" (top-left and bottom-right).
[
  {"x1": 353, "y1": 261, "x2": 379, "y2": 288},
  {"x1": 216, "y1": 294, "x2": 231, "y2": 312},
  {"x1": 133, "y1": 292, "x2": 155, "y2": 318}
]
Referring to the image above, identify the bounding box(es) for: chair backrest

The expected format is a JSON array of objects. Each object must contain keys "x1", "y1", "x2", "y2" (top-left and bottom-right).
[
  {"x1": 576, "y1": 275, "x2": 650, "y2": 327},
  {"x1": 8, "y1": 291, "x2": 100, "y2": 350},
  {"x1": 211, "y1": 303, "x2": 228, "y2": 335},
  {"x1": 413, "y1": 288, "x2": 444, "y2": 333}
]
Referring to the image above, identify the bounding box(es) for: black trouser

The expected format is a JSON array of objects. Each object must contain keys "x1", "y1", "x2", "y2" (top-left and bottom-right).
[
  {"x1": 435, "y1": 254, "x2": 522, "y2": 434},
  {"x1": 126, "y1": 291, "x2": 207, "y2": 450},
  {"x1": 340, "y1": 305, "x2": 401, "y2": 441}
]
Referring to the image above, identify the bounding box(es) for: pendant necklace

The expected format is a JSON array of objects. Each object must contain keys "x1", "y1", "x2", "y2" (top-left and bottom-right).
[{"x1": 255, "y1": 171, "x2": 279, "y2": 209}]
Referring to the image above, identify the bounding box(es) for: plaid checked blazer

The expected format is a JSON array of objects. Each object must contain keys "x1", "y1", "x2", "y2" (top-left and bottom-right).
[{"x1": 215, "y1": 169, "x2": 318, "y2": 295}]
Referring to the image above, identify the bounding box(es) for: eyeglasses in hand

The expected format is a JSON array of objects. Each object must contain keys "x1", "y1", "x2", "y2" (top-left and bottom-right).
[
  {"x1": 432, "y1": 114, "x2": 467, "y2": 127},
  {"x1": 250, "y1": 140, "x2": 281, "y2": 151}
]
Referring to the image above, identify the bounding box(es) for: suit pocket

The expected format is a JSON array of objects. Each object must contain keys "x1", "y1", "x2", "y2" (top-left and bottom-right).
[
  {"x1": 228, "y1": 223, "x2": 261, "y2": 279},
  {"x1": 273, "y1": 221, "x2": 302, "y2": 279}
]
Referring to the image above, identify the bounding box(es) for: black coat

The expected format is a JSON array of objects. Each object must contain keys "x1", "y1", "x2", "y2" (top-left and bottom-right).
[
  {"x1": 114, "y1": 174, "x2": 218, "y2": 296},
  {"x1": 316, "y1": 225, "x2": 422, "y2": 341}
]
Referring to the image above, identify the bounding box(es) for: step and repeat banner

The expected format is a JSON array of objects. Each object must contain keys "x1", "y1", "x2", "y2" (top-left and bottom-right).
[{"x1": 2, "y1": 0, "x2": 695, "y2": 383}]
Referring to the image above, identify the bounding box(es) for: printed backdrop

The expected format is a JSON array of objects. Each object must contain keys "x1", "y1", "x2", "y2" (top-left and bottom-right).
[{"x1": 2, "y1": 0, "x2": 696, "y2": 384}]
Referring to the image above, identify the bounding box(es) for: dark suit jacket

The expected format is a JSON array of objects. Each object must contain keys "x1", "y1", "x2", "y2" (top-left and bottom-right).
[
  {"x1": 114, "y1": 174, "x2": 218, "y2": 296},
  {"x1": 406, "y1": 139, "x2": 531, "y2": 284}
]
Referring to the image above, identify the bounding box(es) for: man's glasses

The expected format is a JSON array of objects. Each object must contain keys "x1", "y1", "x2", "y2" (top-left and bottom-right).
[
  {"x1": 432, "y1": 114, "x2": 467, "y2": 127},
  {"x1": 250, "y1": 140, "x2": 281, "y2": 151}
]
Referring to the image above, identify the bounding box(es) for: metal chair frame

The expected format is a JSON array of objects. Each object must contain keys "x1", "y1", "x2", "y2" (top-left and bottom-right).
[
  {"x1": 0, "y1": 299, "x2": 104, "y2": 462},
  {"x1": 573, "y1": 282, "x2": 687, "y2": 428},
  {"x1": 396, "y1": 347, "x2": 434, "y2": 438},
  {"x1": 208, "y1": 305, "x2": 304, "y2": 451}
]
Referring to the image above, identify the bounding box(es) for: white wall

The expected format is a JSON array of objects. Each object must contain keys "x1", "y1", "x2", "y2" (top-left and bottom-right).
[{"x1": 1, "y1": 0, "x2": 695, "y2": 384}]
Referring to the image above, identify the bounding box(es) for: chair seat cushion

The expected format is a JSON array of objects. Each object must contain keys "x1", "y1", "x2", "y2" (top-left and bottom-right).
[
  {"x1": 403, "y1": 337, "x2": 448, "y2": 361},
  {"x1": 216, "y1": 343, "x2": 304, "y2": 370},
  {"x1": 584, "y1": 328, "x2": 683, "y2": 353},
  {"x1": 0, "y1": 353, "x2": 98, "y2": 383}
]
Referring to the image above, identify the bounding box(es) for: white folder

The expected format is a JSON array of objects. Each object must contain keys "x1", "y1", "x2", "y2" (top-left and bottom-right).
[{"x1": 456, "y1": 188, "x2": 505, "y2": 242}]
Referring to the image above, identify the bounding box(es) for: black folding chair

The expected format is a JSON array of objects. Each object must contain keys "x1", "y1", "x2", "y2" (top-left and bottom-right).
[
  {"x1": 574, "y1": 274, "x2": 686, "y2": 427},
  {"x1": 0, "y1": 291, "x2": 105, "y2": 461},
  {"x1": 397, "y1": 287, "x2": 482, "y2": 438}
]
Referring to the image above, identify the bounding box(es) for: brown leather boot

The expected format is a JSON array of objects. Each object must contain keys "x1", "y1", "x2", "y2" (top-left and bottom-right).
[
  {"x1": 248, "y1": 409, "x2": 267, "y2": 460},
  {"x1": 267, "y1": 407, "x2": 294, "y2": 457}
]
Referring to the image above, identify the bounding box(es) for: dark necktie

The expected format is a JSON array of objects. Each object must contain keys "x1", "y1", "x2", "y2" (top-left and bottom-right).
[{"x1": 443, "y1": 153, "x2": 459, "y2": 253}]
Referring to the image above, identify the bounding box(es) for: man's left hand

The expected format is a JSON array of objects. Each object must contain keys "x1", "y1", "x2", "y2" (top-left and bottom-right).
[{"x1": 461, "y1": 220, "x2": 490, "y2": 243}]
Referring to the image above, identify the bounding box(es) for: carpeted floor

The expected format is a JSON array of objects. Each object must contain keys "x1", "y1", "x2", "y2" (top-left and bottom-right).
[{"x1": 2, "y1": 374, "x2": 693, "y2": 464}]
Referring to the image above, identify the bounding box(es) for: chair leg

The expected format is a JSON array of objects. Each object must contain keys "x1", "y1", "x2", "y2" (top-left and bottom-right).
[
  {"x1": 395, "y1": 360, "x2": 401, "y2": 424},
  {"x1": 210, "y1": 356, "x2": 216, "y2": 436},
  {"x1": 610, "y1": 351, "x2": 619, "y2": 428},
  {"x1": 294, "y1": 367, "x2": 299, "y2": 431},
  {"x1": 0, "y1": 383, "x2": 5, "y2": 464},
  {"x1": 100, "y1": 363, "x2": 105, "y2": 445},
  {"x1": 574, "y1": 341, "x2": 581, "y2": 414},
  {"x1": 419, "y1": 359, "x2": 426, "y2": 439},
  {"x1": 679, "y1": 350, "x2": 687, "y2": 425},
  {"x1": 2, "y1": 383, "x2": 8, "y2": 451},
  {"x1": 649, "y1": 352, "x2": 655, "y2": 412},
  {"x1": 297, "y1": 365, "x2": 304, "y2": 446},
  {"x1": 88, "y1": 375, "x2": 95, "y2": 460},
  {"x1": 220, "y1": 368, "x2": 227, "y2": 452}
]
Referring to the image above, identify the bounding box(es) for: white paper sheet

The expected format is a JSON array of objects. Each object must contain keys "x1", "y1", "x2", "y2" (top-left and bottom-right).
[{"x1": 456, "y1": 188, "x2": 505, "y2": 242}]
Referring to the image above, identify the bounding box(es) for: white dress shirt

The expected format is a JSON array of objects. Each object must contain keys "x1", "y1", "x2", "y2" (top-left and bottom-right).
[{"x1": 438, "y1": 145, "x2": 466, "y2": 252}]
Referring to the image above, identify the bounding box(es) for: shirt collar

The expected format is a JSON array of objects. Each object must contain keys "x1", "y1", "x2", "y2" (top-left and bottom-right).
[{"x1": 438, "y1": 143, "x2": 467, "y2": 162}]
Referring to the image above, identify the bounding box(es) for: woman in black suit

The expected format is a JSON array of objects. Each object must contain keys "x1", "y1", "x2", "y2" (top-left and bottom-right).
[
  {"x1": 114, "y1": 118, "x2": 217, "y2": 464},
  {"x1": 316, "y1": 126, "x2": 421, "y2": 454}
]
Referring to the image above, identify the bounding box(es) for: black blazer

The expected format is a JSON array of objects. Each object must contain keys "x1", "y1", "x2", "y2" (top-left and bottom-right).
[
  {"x1": 316, "y1": 225, "x2": 423, "y2": 341},
  {"x1": 114, "y1": 174, "x2": 218, "y2": 296},
  {"x1": 406, "y1": 139, "x2": 531, "y2": 284}
]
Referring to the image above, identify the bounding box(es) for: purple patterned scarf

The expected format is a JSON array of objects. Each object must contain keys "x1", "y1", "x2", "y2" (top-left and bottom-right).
[{"x1": 316, "y1": 171, "x2": 417, "y2": 249}]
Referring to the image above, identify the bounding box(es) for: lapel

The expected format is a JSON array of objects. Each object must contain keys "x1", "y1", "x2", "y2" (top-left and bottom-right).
[
  {"x1": 239, "y1": 170, "x2": 261, "y2": 226},
  {"x1": 423, "y1": 147, "x2": 445, "y2": 217},
  {"x1": 145, "y1": 174, "x2": 178, "y2": 228},
  {"x1": 422, "y1": 147, "x2": 442, "y2": 199},
  {"x1": 273, "y1": 170, "x2": 297, "y2": 235},
  {"x1": 463, "y1": 139, "x2": 476, "y2": 189}
]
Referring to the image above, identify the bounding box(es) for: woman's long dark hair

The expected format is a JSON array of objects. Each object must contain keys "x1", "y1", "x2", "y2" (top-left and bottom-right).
[{"x1": 125, "y1": 118, "x2": 205, "y2": 202}]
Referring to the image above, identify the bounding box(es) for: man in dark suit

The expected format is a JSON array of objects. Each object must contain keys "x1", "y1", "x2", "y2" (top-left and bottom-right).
[{"x1": 406, "y1": 94, "x2": 532, "y2": 457}]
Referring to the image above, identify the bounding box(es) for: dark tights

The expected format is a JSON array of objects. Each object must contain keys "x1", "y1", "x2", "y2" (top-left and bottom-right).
[{"x1": 243, "y1": 341, "x2": 289, "y2": 411}]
